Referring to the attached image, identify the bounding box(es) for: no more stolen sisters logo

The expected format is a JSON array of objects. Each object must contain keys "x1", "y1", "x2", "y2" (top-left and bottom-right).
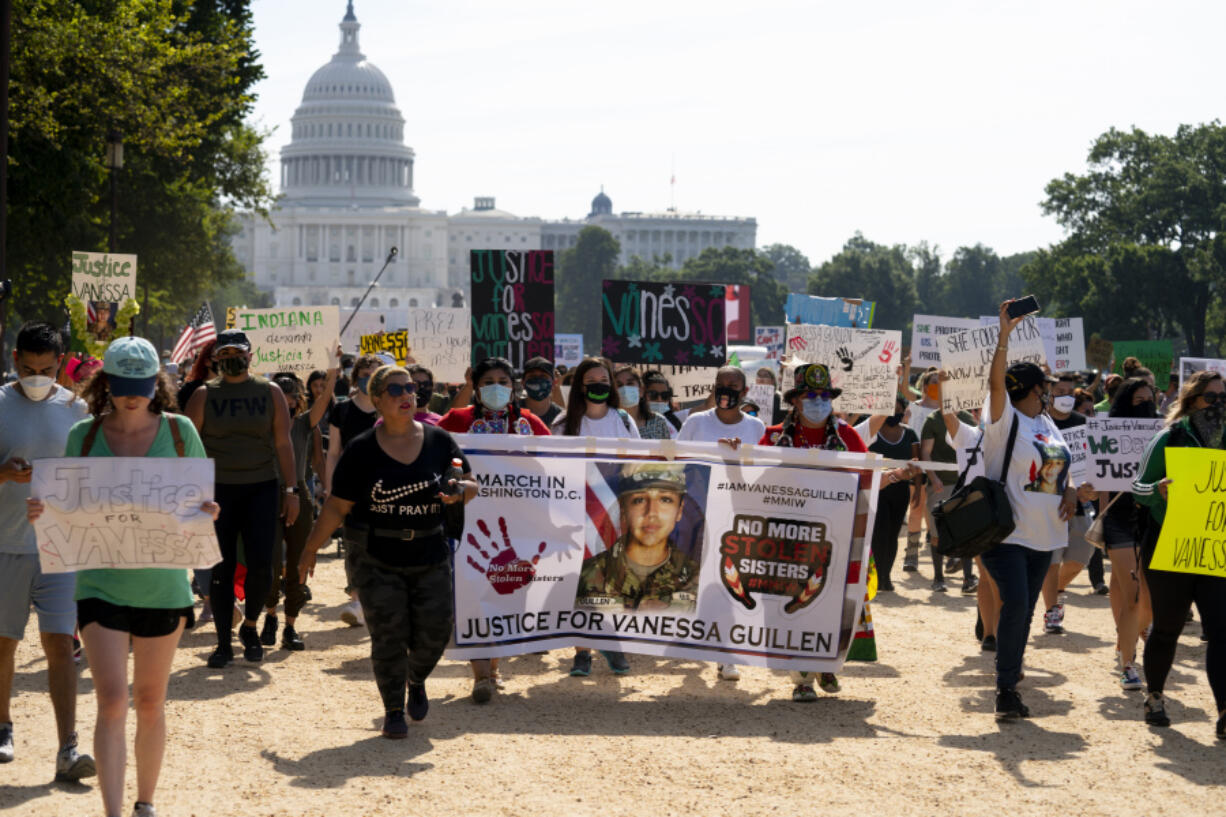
[{"x1": 720, "y1": 515, "x2": 832, "y2": 613}]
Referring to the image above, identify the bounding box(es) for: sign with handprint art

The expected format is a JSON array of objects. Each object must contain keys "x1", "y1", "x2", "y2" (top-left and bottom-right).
[
  {"x1": 783, "y1": 325, "x2": 903, "y2": 414},
  {"x1": 447, "y1": 434, "x2": 869, "y2": 673}
]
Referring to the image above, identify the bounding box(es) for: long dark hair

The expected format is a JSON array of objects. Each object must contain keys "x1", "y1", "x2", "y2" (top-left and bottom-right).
[
  {"x1": 561, "y1": 358, "x2": 620, "y2": 437},
  {"x1": 80, "y1": 371, "x2": 179, "y2": 416},
  {"x1": 186, "y1": 339, "x2": 216, "y2": 383},
  {"x1": 614, "y1": 365, "x2": 650, "y2": 416},
  {"x1": 1109, "y1": 377, "x2": 1157, "y2": 419}
]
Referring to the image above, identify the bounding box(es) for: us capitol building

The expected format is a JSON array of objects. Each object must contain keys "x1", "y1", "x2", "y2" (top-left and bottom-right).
[{"x1": 231, "y1": 3, "x2": 757, "y2": 312}]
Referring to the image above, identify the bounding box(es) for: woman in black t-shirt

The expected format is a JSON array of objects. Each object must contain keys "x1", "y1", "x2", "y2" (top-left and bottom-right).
[
  {"x1": 300, "y1": 365, "x2": 476, "y2": 737},
  {"x1": 855, "y1": 398, "x2": 921, "y2": 591}
]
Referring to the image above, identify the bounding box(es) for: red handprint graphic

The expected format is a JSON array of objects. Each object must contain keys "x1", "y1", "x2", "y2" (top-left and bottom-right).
[
  {"x1": 878, "y1": 340, "x2": 897, "y2": 364},
  {"x1": 466, "y1": 517, "x2": 546, "y2": 595},
  {"x1": 788, "y1": 335, "x2": 808, "y2": 351}
]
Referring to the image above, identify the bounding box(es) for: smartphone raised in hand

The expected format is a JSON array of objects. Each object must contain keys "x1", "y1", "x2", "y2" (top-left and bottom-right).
[{"x1": 1005, "y1": 295, "x2": 1040, "y2": 320}]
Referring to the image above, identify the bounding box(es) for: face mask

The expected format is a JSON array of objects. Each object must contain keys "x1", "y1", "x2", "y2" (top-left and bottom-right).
[
  {"x1": 584, "y1": 384, "x2": 611, "y2": 404},
  {"x1": 1197, "y1": 401, "x2": 1225, "y2": 427},
  {"x1": 18, "y1": 375, "x2": 54, "y2": 402},
  {"x1": 924, "y1": 384, "x2": 940, "y2": 401},
  {"x1": 524, "y1": 378, "x2": 552, "y2": 401},
  {"x1": 479, "y1": 384, "x2": 512, "y2": 412},
  {"x1": 355, "y1": 375, "x2": 371, "y2": 394},
  {"x1": 1133, "y1": 400, "x2": 1156, "y2": 418},
  {"x1": 217, "y1": 357, "x2": 249, "y2": 377},
  {"x1": 801, "y1": 396, "x2": 833, "y2": 424},
  {"x1": 649, "y1": 401, "x2": 670, "y2": 414},
  {"x1": 343, "y1": 366, "x2": 353, "y2": 379},
  {"x1": 714, "y1": 386, "x2": 741, "y2": 410},
  {"x1": 618, "y1": 385, "x2": 640, "y2": 406},
  {"x1": 1052, "y1": 395, "x2": 1076, "y2": 414},
  {"x1": 884, "y1": 413, "x2": 903, "y2": 427}
]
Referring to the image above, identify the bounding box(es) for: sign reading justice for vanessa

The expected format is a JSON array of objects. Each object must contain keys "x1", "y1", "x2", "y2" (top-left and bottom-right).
[
  {"x1": 470, "y1": 250, "x2": 555, "y2": 370},
  {"x1": 71, "y1": 251, "x2": 138, "y2": 303},
  {"x1": 601, "y1": 280, "x2": 726, "y2": 366}
]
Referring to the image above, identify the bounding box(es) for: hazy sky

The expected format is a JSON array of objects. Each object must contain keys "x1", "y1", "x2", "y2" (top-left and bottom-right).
[{"x1": 248, "y1": 0, "x2": 1225, "y2": 266}]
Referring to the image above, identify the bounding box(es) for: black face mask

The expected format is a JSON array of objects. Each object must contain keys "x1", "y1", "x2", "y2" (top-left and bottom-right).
[
  {"x1": 1133, "y1": 400, "x2": 1157, "y2": 418},
  {"x1": 416, "y1": 384, "x2": 434, "y2": 404},
  {"x1": 714, "y1": 386, "x2": 741, "y2": 410},
  {"x1": 524, "y1": 379, "x2": 552, "y2": 401},
  {"x1": 217, "y1": 357, "x2": 249, "y2": 377},
  {"x1": 884, "y1": 413, "x2": 903, "y2": 427},
  {"x1": 584, "y1": 384, "x2": 611, "y2": 404}
]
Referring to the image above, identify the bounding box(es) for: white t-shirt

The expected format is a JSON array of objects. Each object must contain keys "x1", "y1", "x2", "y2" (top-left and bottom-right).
[
  {"x1": 982, "y1": 397, "x2": 1070, "y2": 552},
  {"x1": 676, "y1": 408, "x2": 766, "y2": 445},
  {"x1": 908, "y1": 402, "x2": 937, "y2": 438},
  {"x1": 552, "y1": 409, "x2": 641, "y2": 439},
  {"x1": 949, "y1": 420, "x2": 987, "y2": 484}
]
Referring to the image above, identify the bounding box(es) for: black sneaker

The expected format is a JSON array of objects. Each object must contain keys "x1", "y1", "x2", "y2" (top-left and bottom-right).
[
  {"x1": 975, "y1": 613, "x2": 984, "y2": 642},
  {"x1": 995, "y1": 688, "x2": 1030, "y2": 721},
  {"x1": 207, "y1": 645, "x2": 233, "y2": 669},
  {"x1": 1094, "y1": 583, "x2": 1110, "y2": 596},
  {"x1": 1216, "y1": 708, "x2": 1225, "y2": 741},
  {"x1": 238, "y1": 624, "x2": 263, "y2": 663},
  {"x1": 260, "y1": 614, "x2": 278, "y2": 646},
  {"x1": 981, "y1": 635, "x2": 997, "y2": 652},
  {"x1": 601, "y1": 650, "x2": 630, "y2": 675},
  {"x1": 407, "y1": 683, "x2": 428, "y2": 722},
  {"x1": 1145, "y1": 693, "x2": 1171, "y2": 727},
  {"x1": 281, "y1": 625, "x2": 305, "y2": 651},
  {"x1": 569, "y1": 651, "x2": 592, "y2": 677},
  {"x1": 961, "y1": 575, "x2": 979, "y2": 595},
  {"x1": 931, "y1": 579, "x2": 947, "y2": 593},
  {"x1": 382, "y1": 709, "x2": 409, "y2": 739}
]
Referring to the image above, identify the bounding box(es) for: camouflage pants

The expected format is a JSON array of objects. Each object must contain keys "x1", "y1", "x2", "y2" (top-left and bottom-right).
[{"x1": 348, "y1": 548, "x2": 454, "y2": 712}]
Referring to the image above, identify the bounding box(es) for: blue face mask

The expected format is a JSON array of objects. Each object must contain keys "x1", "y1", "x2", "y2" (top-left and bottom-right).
[
  {"x1": 618, "y1": 385, "x2": 640, "y2": 406},
  {"x1": 355, "y1": 376, "x2": 371, "y2": 394},
  {"x1": 801, "y1": 396, "x2": 833, "y2": 424},
  {"x1": 479, "y1": 384, "x2": 513, "y2": 412}
]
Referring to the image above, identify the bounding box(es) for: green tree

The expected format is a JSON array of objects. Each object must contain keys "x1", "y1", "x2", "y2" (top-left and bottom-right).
[
  {"x1": 668, "y1": 247, "x2": 787, "y2": 333},
  {"x1": 809, "y1": 234, "x2": 917, "y2": 331},
  {"x1": 1024, "y1": 123, "x2": 1226, "y2": 355},
  {"x1": 908, "y1": 241, "x2": 943, "y2": 313},
  {"x1": 6, "y1": 0, "x2": 271, "y2": 343},
  {"x1": 760, "y1": 243, "x2": 811, "y2": 293},
  {"x1": 556, "y1": 226, "x2": 621, "y2": 351}
]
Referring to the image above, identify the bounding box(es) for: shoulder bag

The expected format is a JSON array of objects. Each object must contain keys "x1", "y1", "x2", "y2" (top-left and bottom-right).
[{"x1": 931, "y1": 415, "x2": 1018, "y2": 559}]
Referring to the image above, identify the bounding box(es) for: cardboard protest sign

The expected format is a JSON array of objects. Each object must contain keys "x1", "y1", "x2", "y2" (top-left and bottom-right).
[
  {"x1": 755, "y1": 326, "x2": 785, "y2": 360},
  {"x1": 657, "y1": 365, "x2": 719, "y2": 404},
  {"x1": 601, "y1": 280, "x2": 726, "y2": 367},
  {"x1": 785, "y1": 293, "x2": 875, "y2": 328},
  {"x1": 725, "y1": 285, "x2": 751, "y2": 343},
  {"x1": 230, "y1": 306, "x2": 340, "y2": 373},
  {"x1": 1038, "y1": 317, "x2": 1086, "y2": 372},
  {"x1": 405, "y1": 307, "x2": 469, "y2": 383},
  {"x1": 1082, "y1": 417, "x2": 1164, "y2": 491},
  {"x1": 1179, "y1": 357, "x2": 1226, "y2": 385},
  {"x1": 910, "y1": 315, "x2": 980, "y2": 367},
  {"x1": 939, "y1": 317, "x2": 1046, "y2": 413},
  {"x1": 360, "y1": 330, "x2": 410, "y2": 365},
  {"x1": 1111, "y1": 340, "x2": 1173, "y2": 383},
  {"x1": 554, "y1": 334, "x2": 584, "y2": 368},
  {"x1": 447, "y1": 435, "x2": 875, "y2": 672},
  {"x1": 746, "y1": 383, "x2": 776, "y2": 414},
  {"x1": 71, "y1": 251, "x2": 137, "y2": 303},
  {"x1": 1150, "y1": 448, "x2": 1226, "y2": 577},
  {"x1": 1064, "y1": 425, "x2": 1090, "y2": 487},
  {"x1": 470, "y1": 250, "x2": 555, "y2": 369},
  {"x1": 783, "y1": 325, "x2": 903, "y2": 414},
  {"x1": 340, "y1": 309, "x2": 385, "y2": 353},
  {"x1": 33, "y1": 457, "x2": 220, "y2": 573},
  {"x1": 1086, "y1": 337, "x2": 1114, "y2": 372}
]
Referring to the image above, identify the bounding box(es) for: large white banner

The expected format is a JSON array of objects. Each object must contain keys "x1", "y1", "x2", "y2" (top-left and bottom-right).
[
  {"x1": 910, "y1": 315, "x2": 979, "y2": 368},
  {"x1": 232, "y1": 305, "x2": 341, "y2": 374},
  {"x1": 404, "y1": 307, "x2": 470, "y2": 383},
  {"x1": 940, "y1": 317, "x2": 1047, "y2": 413},
  {"x1": 446, "y1": 436, "x2": 882, "y2": 672},
  {"x1": 32, "y1": 457, "x2": 220, "y2": 573},
  {"x1": 1082, "y1": 417, "x2": 1165, "y2": 491},
  {"x1": 784, "y1": 325, "x2": 903, "y2": 413}
]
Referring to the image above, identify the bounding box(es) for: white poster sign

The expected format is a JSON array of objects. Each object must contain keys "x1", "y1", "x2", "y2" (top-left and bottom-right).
[
  {"x1": 405, "y1": 307, "x2": 470, "y2": 383},
  {"x1": 1083, "y1": 417, "x2": 1165, "y2": 491},
  {"x1": 754, "y1": 326, "x2": 785, "y2": 360},
  {"x1": 1180, "y1": 357, "x2": 1226, "y2": 385},
  {"x1": 940, "y1": 317, "x2": 1047, "y2": 413},
  {"x1": 784, "y1": 325, "x2": 903, "y2": 414},
  {"x1": 71, "y1": 251, "x2": 138, "y2": 303},
  {"x1": 32, "y1": 457, "x2": 220, "y2": 573},
  {"x1": 1063, "y1": 425, "x2": 1090, "y2": 487},
  {"x1": 554, "y1": 333, "x2": 584, "y2": 369},
  {"x1": 910, "y1": 315, "x2": 979, "y2": 368},
  {"x1": 1038, "y1": 317, "x2": 1086, "y2": 372},
  {"x1": 339, "y1": 309, "x2": 385, "y2": 354},
  {"x1": 232, "y1": 306, "x2": 341, "y2": 374}
]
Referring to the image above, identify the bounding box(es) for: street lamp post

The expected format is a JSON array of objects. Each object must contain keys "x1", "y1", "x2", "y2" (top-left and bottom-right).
[{"x1": 104, "y1": 131, "x2": 123, "y2": 253}]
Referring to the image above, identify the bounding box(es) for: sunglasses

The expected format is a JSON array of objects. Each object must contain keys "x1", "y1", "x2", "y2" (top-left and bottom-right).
[
  {"x1": 646, "y1": 389, "x2": 672, "y2": 400},
  {"x1": 382, "y1": 383, "x2": 416, "y2": 398},
  {"x1": 1200, "y1": 392, "x2": 1226, "y2": 405},
  {"x1": 801, "y1": 390, "x2": 835, "y2": 401}
]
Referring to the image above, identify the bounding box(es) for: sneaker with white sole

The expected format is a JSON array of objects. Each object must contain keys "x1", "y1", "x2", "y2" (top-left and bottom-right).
[
  {"x1": 339, "y1": 599, "x2": 365, "y2": 628},
  {"x1": 792, "y1": 684, "x2": 818, "y2": 702},
  {"x1": 717, "y1": 663, "x2": 741, "y2": 681},
  {"x1": 0, "y1": 722, "x2": 12, "y2": 763},
  {"x1": 133, "y1": 802, "x2": 157, "y2": 817},
  {"x1": 819, "y1": 673, "x2": 840, "y2": 694},
  {"x1": 54, "y1": 732, "x2": 96, "y2": 781},
  {"x1": 1121, "y1": 663, "x2": 1143, "y2": 690},
  {"x1": 1043, "y1": 603, "x2": 1065, "y2": 634}
]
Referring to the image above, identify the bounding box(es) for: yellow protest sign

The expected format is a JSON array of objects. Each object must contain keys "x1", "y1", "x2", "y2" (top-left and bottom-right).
[
  {"x1": 1149, "y1": 448, "x2": 1226, "y2": 577},
  {"x1": 225, "y1": 307, "x2": 237, "y2": 330},
  {"x1": 360, "y1": 329, "x2": 410, "y2": 365}
]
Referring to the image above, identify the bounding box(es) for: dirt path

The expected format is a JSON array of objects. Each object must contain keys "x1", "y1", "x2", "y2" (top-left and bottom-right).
[{"x1": 1, "y1": 550, "x2": 1219, "y2": 817}]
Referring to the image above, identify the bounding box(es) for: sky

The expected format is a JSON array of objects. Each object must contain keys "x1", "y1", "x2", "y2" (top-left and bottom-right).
[{"x1": 247, "y1": 0, "x2": 1226, "y2": 267}]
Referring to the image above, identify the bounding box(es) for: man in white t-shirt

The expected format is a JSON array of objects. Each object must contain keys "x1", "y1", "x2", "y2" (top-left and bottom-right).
[{"x1": 676, "y1": 367, "x2": 765, "y2": 682}]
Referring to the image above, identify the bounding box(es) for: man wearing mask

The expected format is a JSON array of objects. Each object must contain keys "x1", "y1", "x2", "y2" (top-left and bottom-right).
[
  {"x1": 520, "y1": 357, "x2": 564, "y2": 427},
  {"x1": 0, "y1": 322, "x2": 94, "y2": 779}
]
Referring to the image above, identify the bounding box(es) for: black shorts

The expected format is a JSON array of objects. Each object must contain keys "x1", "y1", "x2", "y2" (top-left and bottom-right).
[{"x1": 77, "y1": 597, "x2": 194, "y2": 639}]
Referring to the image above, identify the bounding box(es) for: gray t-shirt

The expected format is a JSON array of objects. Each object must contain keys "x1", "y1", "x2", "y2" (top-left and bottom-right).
[{"x1": 0, "y1": 383, "x2": 89, "y2": 554}]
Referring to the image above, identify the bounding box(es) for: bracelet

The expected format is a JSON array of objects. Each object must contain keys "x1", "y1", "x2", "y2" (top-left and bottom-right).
[{"x1": 995, "y1": 344, "x2": 1008, "y2": 352}]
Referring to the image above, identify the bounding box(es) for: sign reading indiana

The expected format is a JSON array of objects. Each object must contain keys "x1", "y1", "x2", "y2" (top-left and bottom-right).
[
  {"x1": 71, "y1": 251, "x2": 138, "y2": 302},
  {"x1": 446, "y1": 435, "x2": 870, "y2": 672},
  {"x1": 601, "y1": 280, "x2": 726, "y2": 366},
  {"x1": 470, "y1": 250, "x2": 555, "y2": 369}
]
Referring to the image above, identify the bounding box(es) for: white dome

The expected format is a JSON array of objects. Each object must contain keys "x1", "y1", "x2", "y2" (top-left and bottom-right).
[{"x1": 278, "y1": 2, "x2": 419, "y2": 207}]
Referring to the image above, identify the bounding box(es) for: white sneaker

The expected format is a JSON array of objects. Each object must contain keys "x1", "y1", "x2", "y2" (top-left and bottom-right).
[
  {"x1": 339, "y1": 599, "x2": 365, "y2": 628},
  {"x1": 0, "y1": 722, "x2": 13, "y2": 763},
  {"x1": 717, "y1": 663, "x2": 741, "y2": 681},
  {"x1": 54, "y1": 732, "x2": 96, "y2": 781},
  {"x1": 1121, "y1": 663, "x2": 1143, "y2": 690}
]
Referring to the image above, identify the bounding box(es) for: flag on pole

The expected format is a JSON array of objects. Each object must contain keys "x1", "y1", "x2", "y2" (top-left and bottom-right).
[{"x1": 169, "y1": 303, "x2": 217, "y2": 364}]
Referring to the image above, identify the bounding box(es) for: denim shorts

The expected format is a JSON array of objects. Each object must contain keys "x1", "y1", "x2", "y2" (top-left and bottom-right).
[
  {"x1": 1102, "y1": 514, "x2": 1136, "y2": 551},
  {"x1": 0, "y1": 552, "x2": 77, "y2": 639}
]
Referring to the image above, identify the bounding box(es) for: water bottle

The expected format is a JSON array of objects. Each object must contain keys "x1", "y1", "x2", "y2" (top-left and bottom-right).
[{"x1": 444, "y1": 457, "x2": 464, "y2": 496}]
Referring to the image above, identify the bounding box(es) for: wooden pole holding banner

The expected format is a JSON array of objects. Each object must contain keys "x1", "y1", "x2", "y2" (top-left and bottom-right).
[
  {"x1": 340, "y1": 246, "x2": 397, "y2": 338},
  {"x1": 0, "y1": 0, "x2": 10, "y2": 367}
]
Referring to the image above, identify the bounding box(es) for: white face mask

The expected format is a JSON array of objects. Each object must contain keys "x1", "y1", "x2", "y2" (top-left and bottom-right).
[
  {"x1": 19, "y1": 375, "x2": 54, "y2": 402},
  {"x1": 1052, "y1": 395, "x2": 1076, "y2": 414}
]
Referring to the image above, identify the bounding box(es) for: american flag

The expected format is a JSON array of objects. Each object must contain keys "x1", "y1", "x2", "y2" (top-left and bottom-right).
[{"x1": 169, "y1": 302, "x2": 217, "y2": 364}]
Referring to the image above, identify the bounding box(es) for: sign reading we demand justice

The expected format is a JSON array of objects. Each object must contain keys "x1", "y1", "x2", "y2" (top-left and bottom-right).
[
  {"x1": 71, "y1": 251, "x2": 137, "y2": 302},
  {"x1": 445, "y1": 436, "x2": 870, "y2": 671},
  {"x1": 470, "y1": 250, "x2": 555, "y2": 369},
  {"x1": 232, "y1": 306, "x2": 340, "y2": 373},
  {"x1": 32, "y1": 457, "x2": 221, "y2": 573}
]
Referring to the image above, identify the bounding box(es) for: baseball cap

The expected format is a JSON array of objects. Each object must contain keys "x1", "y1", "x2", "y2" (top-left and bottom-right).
[
  {"x1": 617, "y1": 463, "x2": 687, "y2": 497},
  {"x1": 783, "y1": 362, "x2": 843, "y2": 402},
  {"x1": 522, "y1": 357, "x2": 554, "y2": 378},
  {"x1": 214, "y1": 329, "x2": 251, "y2": 352},
  {"x1": 1004, "y1": 361, "x2": 1058, "y2": 399},
  {"x1": 102, "y1": 337, "x2": 160, "y2": 398}
]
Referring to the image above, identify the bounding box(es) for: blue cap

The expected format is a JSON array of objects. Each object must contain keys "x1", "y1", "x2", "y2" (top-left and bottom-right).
[{"x1": 102, "y1": 337, "x2": 160, "y2": 398}]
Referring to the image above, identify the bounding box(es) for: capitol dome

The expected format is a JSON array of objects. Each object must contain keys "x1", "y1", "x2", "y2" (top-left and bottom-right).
[{"x1": 279, "y1": 2, "x2": 419, "y2": 206}]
